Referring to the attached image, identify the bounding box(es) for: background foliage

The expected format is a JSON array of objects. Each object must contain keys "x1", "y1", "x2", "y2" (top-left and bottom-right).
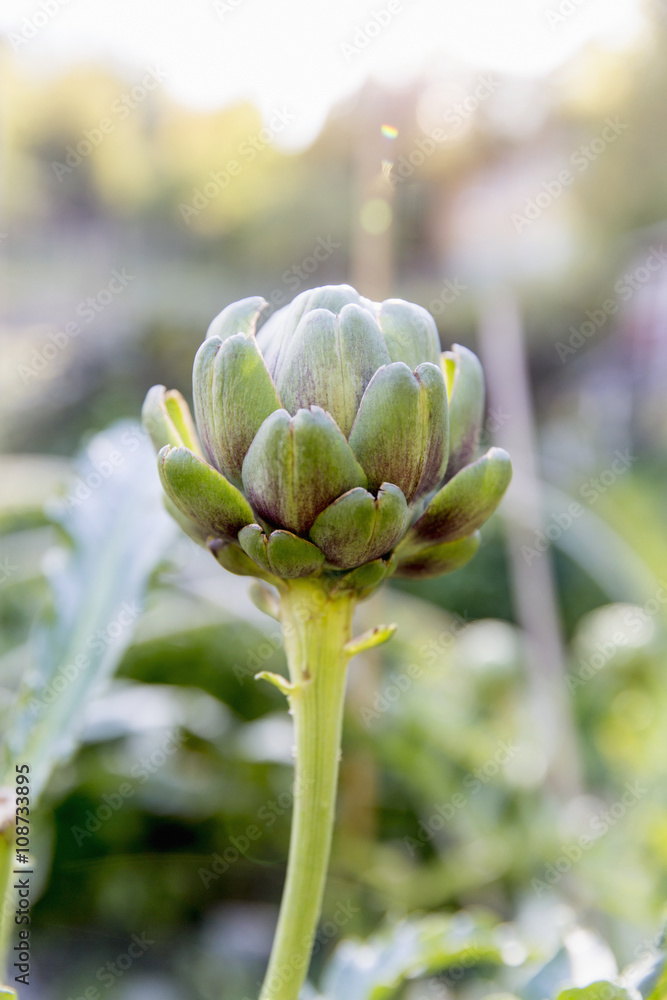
[{"x1": 1, "y1": 6, "x2": 667, "y2": 998}]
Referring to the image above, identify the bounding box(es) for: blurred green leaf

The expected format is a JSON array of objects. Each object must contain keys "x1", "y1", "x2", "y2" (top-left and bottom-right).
[
  {"x1": 0, "y1": 455, "x2": 71, "y2": 532},
  {"x1": 320, "y1": 912, "x2": 502, "y2": 1000},
  {"x1": 557, "y1": 982, "x2": 632, "y2": 1000},
  {"x1": 619, "y1": 933, "x2": 666, "y2": 1000},
  {"x1": 0, "y1": 422, "x2": 174, "y2": 799},
  {"x1": 521, "y1": 928, "x2": 619, "y2": 1000},
  {"x1": 522, "y1": 947, "x2": 577, "y2": 1000}
]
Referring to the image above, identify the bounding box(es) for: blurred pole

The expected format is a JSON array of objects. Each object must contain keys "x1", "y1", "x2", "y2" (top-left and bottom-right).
[
  {"x1": 350, "y1": 89, "x2": 395, "y2": 300},
  {"x1": 477, "y1": 285, "x2": 583, "y2": 802},
  {"x1": 342, "y1": 90, "x2": 398, "y2": 844}
]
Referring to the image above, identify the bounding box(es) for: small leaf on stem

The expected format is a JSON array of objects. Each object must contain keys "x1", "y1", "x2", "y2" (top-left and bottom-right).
[
  {"x1": 249, "y1": 581, "x2": 281, "y2": 620},
  {"x1": 255, "y1": 671, "x2": 294, "y2": 697},
  {"x1": 344, "y1": 623, "x2": 397, "y2": 658}
]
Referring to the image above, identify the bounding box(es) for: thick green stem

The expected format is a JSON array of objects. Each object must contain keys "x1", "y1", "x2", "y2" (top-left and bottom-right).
[{"x1": 259, "y1": 579, "x2": 355, "y2": 1000}]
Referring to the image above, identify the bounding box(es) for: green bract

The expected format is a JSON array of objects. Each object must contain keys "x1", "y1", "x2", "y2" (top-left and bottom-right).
[{"x1": 142, "y1": 284, "x2": 512, "y2": 590}]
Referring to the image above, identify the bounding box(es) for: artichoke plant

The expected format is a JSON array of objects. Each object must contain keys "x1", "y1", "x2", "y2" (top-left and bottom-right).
[
  {"x1": 142, "y1": 284, "x2": 511, "y2": 1000},
  {"x1": 142, "y1": 284, "x2": 510, "y2": 588}
]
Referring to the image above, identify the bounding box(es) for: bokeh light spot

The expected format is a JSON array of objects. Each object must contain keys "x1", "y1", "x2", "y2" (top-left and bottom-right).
[{"x1": 360, "y1": 197, "x2": 392, "y2": 234}]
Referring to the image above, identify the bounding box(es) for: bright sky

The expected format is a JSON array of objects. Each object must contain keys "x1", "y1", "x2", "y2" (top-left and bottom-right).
[{"x1": 1, "y1": 0, "x2": 647, "y2": 148}]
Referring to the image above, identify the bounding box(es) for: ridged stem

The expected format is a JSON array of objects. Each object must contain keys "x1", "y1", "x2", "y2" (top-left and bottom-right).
[{"x1": 259, "y1": 579, "x2": 355, "y2": 1000}]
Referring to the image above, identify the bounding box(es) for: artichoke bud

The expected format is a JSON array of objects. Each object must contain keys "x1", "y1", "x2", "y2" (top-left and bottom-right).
[
  {"x1": 163, "y1": 496, "x2": 210, "y2": 547},
  {"x1": 441, "y1": 344, "x2": 485, "y2": 480},
  {"x1": 274, "y1": 304, "x2": 389, "y2": 438},
  {"x1": 142, "y1": 385, "x2": 202, "y2": 455},
  {"x1": 239, "y1": 524, "x2": 325, "y2": 578},
  {"x1": 193, "y1": 332, "x2": 282, "y2": 486},
  {"x1": 348, "y1": 361, "x2": 448, "y2": 503},
  {"x1": 143, "y1": 285, "x2": 511, "y2": 592},
  {"x1": 407, "y1": 447, "x2": 512, "y2": 546},
  {"x1": 310, "y1": 483, "x2": 408, "y2": 569},
  {"x1": 330, "y1": 558, "x2": 393, "y2": 599},
  {"x1": 205, "y1": 295, "x2": 268, "y2": 343},
  {"x1": 158, "y1": 445, "x2": 253, "y2": 541},
  {"x1": 394, "y1": 532, "x2": 482, "y2": 579},
  {"x1": 372, "y1": 299, "x2": 441, "y2": 369},
  {"x1": 257, "y1": 284, "x2": 361, "y2": 381},
  {"x1": 208, "y1": 538, "x2": 276, "y2": 581},
  {"x1": 241, "y1": 406, "x2": 367, "y2": 536}
]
